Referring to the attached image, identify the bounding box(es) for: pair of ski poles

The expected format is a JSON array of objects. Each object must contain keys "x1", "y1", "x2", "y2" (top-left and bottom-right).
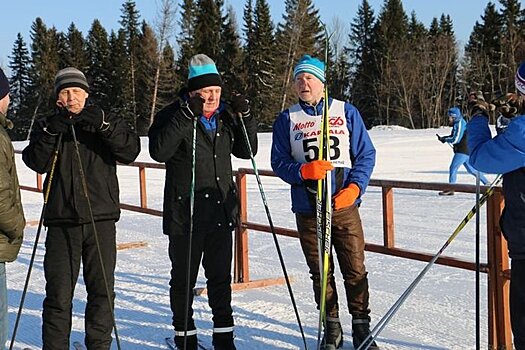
[{"x1": 10, "y1": 126, "x2": 122, "y2": 350}]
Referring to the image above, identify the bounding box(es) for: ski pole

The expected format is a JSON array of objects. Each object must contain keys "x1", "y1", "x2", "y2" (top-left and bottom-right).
[
  {"x1": 237, "y1": 114, "x2": 308, "y2": 349},
  {"x1": 357, "y1": 174, "x2": 503, "y2": 350},
  {"x1": 9, "y1": 133, "x2": 62, "y2": 350},
  {"x1": 475, "y1": 172, "x2": 481, "y2": 350},
  {"x1": 70, "y1": 125, "x2": 122, "y2": 350},
  {"x1": 182, "y1": 113, "x2": 198, "y2": 350}
]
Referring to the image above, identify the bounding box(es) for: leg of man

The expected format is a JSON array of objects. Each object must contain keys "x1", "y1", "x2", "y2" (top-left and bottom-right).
[
  {"x1": 83, "y1": 220, "x2": 116, "y2": 350},
  {"x1": 202, "y1": 228, "x2": 235, "y2": 347},
  {"x1": 169, "y1": 232, "x2": 204, "y2": 349},
  {"x1": 43, "y1": 225, "x2": 83, "y2": 350},
  {"x1": 0, "y1": 263, "x2": 7, "y2": 350},
  {"x1": 511, "y1": 259, "x2": 525, "y2": 350},
  {"x1": 296, "y1": 214, "x2": 340, "y2": 318},
  {"x1": 448, "y1": 153, "x2": 466, "y2": 184}
]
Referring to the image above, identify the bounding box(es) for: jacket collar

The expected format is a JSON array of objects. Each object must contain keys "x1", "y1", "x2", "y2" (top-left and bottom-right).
[{"x1": 0, "y1": 112, "x2": 13, "y2": 130}]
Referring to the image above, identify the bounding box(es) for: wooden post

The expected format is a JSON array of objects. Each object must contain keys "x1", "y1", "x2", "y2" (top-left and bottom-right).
[
  {"x1": 235, "y1": 171, "x2": 249, "y2": 284},
  {"x1": 382, "y1": 186, "x2": 395, "y2": 248},
  {"x1": 37, "y1": 173, "x2": 43, "y2": 192},
  {"x1": 139, "y1": 166, "x2": 147, "y2": 208},
  {"x1": 487, "y1": 192, "x2": 512, "y2": 349}
]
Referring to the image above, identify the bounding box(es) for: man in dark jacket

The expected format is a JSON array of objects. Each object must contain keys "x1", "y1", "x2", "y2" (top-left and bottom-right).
[
  {"x1": 467, "y1": 62, "x2": 525, "y2": 350},
  {"x1": 0, "y1": 67, "x2": 25, "y2": 350},
  {"x1": 149, "y1": 54, "x2": 257, "y2": 350},
  {"x1": 22, "y1": 67, "x2": 140, "y2": 350},
  {"x1": 436, "y1": 106, "x2": 489, "y2": 195}
]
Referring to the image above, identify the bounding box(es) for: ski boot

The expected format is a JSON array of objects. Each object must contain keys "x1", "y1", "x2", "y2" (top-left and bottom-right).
[
  {"x1": 212, "y1": 331, "x2": 237, "y2": 350},
  {"x1": 352, "y1": 318, "x2": 379, "y2": 349},
  {"x1": 320, "y1": 318, "x2": 343, "y2": 349},
  {"x1": 174, "y1": 334, "x2": 198, "y2": 350}
]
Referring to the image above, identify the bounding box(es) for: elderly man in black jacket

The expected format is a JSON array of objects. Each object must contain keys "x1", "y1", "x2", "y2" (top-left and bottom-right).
[
  {"x1": 149, "y1": 54, "x2": 258, "y2": 350},
  {"x1": 22, "y1": 67, "x2": 140, "y2": 350}
]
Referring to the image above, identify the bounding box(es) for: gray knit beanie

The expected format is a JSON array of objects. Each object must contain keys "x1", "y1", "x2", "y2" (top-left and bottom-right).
[{"x1": 54, "y1": 67, "x2": 89, "y2": 95}]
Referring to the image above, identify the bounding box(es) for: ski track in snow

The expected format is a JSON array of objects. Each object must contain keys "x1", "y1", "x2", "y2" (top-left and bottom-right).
[{"x1": 8, "y1": 129, "x2": 499, "y2": 349}]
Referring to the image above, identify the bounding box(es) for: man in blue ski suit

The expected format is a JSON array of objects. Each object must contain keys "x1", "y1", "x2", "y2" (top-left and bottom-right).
[
  {"x1": 271, "y1": 54, "x2": 378, "y2": 350},
  {"x1": 467, "y1": 62, "x2": 525, "y2": 350},
  {"x1": 436, "y1": 107, "x2": 488, "y2": 195}
]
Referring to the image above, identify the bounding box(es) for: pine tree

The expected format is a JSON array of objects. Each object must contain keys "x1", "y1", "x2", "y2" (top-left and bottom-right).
[
  {"x1": 135, "y1": 21, "x2": 158, "y2": 135},
  {"x1": 177, "y1": 0, "x2": 196, "y2": 80},
  {"x1": 8, "y1": 33, "x2": 32, "y2": 140},
  {"x1": 346, "y1": 0, "x2": 377, "y2": 126},
  {"x1": 86, "y1": 19, "x2": 112, "y2": 109},
  {"x1": 498, "y1": 0, "x2": 525, "y2": 92},
  {"x1": 120, "y1": 0, "x2": 141, "y2": 128},
  {"x1": 193, "y1": 0, "x2": 223, "y2": 59},
  {"x1": 156, "y1": 43, "x2": 179, "y2": 107},
  {"x1": 217, "y1": 5, "x2": 245, "y2": 98},
  {"x1": 274, "y1": 0, "x2": 323, "y2": 110},
  {"x1": 63, "y1": 23, "x2": 89, "y2": 70}
]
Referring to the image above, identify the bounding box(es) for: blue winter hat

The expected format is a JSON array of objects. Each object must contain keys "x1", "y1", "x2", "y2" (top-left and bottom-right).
[
  {"x1": 0, "y1": 68, "x2": 9, "y2": 100},
  {"x1": 515, "y1": 61, "x2": 525, "y2": 95},
  {"x1": 188, "y1": 54, "x2": 222, "y2": 92},
  {"x1": 293, "y1": 54, "x2": 325, "y2": 83},
  {"x1": 447, "y1": 107, "x2": 461, "y2": 119}
]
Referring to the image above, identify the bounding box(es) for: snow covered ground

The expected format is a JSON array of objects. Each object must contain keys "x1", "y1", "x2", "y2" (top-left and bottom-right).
[{"x1": 8, "y1": 126, "x2": 501, "y2": 349}]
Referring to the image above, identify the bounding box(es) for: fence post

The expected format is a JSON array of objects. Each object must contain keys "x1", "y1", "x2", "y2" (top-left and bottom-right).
[
  {"x1": 382, "y1": 186, "x2": 395, "y2": 248},
  {"x1": 487, "y1": 191, "x2": 512, "y2": 349},
  {"x1": 36, "y1": 173, "x2": 43, "y2": 192},
  {"x1": 234, "y1": 171, "x2": 249, "y2": 284},
  {"x1": 139, "y1": 166, "x2": 147, "y2": 208}
]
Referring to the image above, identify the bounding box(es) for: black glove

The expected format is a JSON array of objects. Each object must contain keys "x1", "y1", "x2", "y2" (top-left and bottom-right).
[
  {"x1": 78, "y1": 105, "x2": 108, "y2": 130},
  {"x1": 46, "y1": 109, "x2": 75, "y2": 134},
  {"x1": 180, "y1": 95, "x2": 204, "y2": 119},
  {"x1": 436, "y1": 134, "x2": 445, "y2": 143},
  {"x1": 230, "y1": 94, "x2": 250, "y2": 117}
]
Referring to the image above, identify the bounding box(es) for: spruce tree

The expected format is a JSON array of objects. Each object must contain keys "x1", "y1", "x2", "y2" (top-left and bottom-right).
[
  {"x1": 8, "y1": 33, "x2": 32, "y2": 140},
  {"x1": 156, "y1": 43, "x2": 179, "y2": 107},
  {"x1": 86, "y1": 19, "x2": 112, "y2": 109},
  {"x1": 193, "y1": 0, "x2": 222, "y2": 59},
  {"x1": 64, "y1": 23, "x2": 89, "y2": 70},
  {"x1": 177, "y1": 0, "x2": 196, "y2": 80},
  {"x1": 498, "y1": 0, "x2": 525, "y2": 92},
  {"x1": 136, "y1": 21, "x2": 158, "y2": 135}
]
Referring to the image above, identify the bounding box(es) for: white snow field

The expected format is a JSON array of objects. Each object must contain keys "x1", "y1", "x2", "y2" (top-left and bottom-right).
[{"x1": 8, "y1": 126, "x2": 503, "y2": 349}]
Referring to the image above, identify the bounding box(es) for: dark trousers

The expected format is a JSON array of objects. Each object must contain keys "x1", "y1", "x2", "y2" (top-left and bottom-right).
[
  {"x1": 169, "y1": 228, "x2": 234, "y2": 332},
  {"x1": 296, "y1": 205, "x2": 370, "y2": 319},
  {"x1": 42, "y1": 221, "x2": 116, "y2": 350},
  {"x1": 511, "y1": 259, "x2": 525, "y2": 350}
]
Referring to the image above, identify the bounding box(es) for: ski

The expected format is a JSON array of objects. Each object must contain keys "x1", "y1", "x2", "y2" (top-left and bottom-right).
[
  {"x1": 165, "y1": 337, "x2": 210, "y2": 350},
  {"x1": 73, "y1": 341, "x2": 86, "y2": 350},
  {"x1": 316, "y1": 22, "x2": 333, "y2": 350}
]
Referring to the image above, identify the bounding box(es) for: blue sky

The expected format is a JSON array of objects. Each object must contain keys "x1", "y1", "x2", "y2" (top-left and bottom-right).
[{"x1": 1, "y1": 0, "x2": 498, "y2": 73}]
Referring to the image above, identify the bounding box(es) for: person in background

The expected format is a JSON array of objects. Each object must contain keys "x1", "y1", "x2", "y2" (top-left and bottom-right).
[
  {"x1": 467, "y1": 62, "x2": 525, "y2": 350},
  {"x1": 436, "y1": 106, "x2": 489, "y2": 195},
  {"x1": 22, "y1": 67, "x2": 140, "y2": 350},
  {"x1": 0, "y1": 68, "x2": 25, "y2": 350},
  {"x1": 271, "y1": 54, "x2": 378, "y2": 350},
  {"x1": 148, "y1": 54, "x2": 258, "y2": 350}
]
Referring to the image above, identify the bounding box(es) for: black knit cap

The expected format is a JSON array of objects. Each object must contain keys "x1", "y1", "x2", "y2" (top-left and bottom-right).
[
  {"x1": 54, "y1": 67, "x2": 89, "y2": 95},
  {"x1": 0, "y1": 68, "x2": 9, "y2": 100}
]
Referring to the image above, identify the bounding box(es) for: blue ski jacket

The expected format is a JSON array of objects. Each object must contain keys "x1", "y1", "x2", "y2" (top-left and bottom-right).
[
  {"x1": 271, "y1": 97, "x2": 376, "y2": 214},
  {"x1": 468, "y1": 114, "x2": 525, "y2": 259},
  {"x1": 443, "y1": 107, "x2": 469, "y2": 155}
]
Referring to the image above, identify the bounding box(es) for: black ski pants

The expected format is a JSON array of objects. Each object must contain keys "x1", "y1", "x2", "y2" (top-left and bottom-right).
[
  {"x1": 42, "y1": 221, "x2": 116, "y2": 350},
  {"x1": 296, "y1": 204, "x2": 371, "y2": 320},
  {"x1": 168, "y1": 228, "x2": 234, "y2": 333},
  {"x1": 511, "y1": 259, "x2": 525, "y2": 350}
]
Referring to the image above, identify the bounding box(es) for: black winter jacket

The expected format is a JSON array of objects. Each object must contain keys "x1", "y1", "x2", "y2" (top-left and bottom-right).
[
  {"x1": 22, "y1": 108, "x2": 140, "y2": 225},
  {"x1": 148, "y1": 98, "x2": 258, "y2": 236}
]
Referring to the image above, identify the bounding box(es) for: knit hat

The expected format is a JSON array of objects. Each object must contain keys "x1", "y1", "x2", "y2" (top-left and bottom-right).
[
  {"x1": 0, "y1": 68, "x2": 9, "y2": 100},
  {"x1": 516, "y1": 61, "x2": 525, "y2": 95},
  {"x1": 187, "y1": 54, "x2": 222, "y2": 92},
  {"x1": 54, "y1": 67, "x2": 89, "y2": 95},
  {"x1": 293, "y1": 54, "x2": 325, "y2": 83}
]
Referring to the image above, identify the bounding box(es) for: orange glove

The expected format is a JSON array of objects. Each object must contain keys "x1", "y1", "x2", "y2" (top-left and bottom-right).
[
  {"x1": 333, "y1": 183, "x2": 360, "y2": 210},
  {"x1": 300, "y1": 160, "x2": 334, "y2": 180}
]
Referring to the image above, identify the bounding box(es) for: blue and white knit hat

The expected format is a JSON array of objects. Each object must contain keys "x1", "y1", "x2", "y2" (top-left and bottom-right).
[
  {"x1": 293, "y1": 54, "x2": 325, "y2": 83},
  {"x1": 515, "y1": 61, "x2": 525, "y2": 95},
  {"x1": 188, "y1": 54, "x2": 222, "y2": 91},
  {"x1": 447, "y1": 107, "x2": 461, "y2": 119}
]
